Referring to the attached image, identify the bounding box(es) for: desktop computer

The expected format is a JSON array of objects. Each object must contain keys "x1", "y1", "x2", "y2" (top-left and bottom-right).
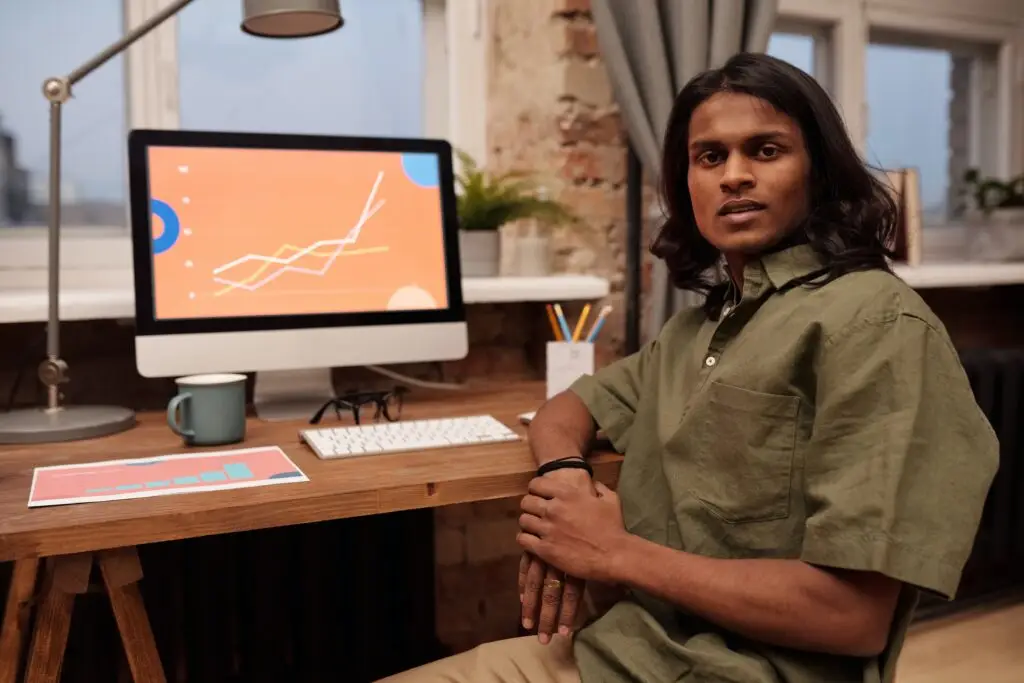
[{"x1": 127, "y1": 129, "x2": 470, "y2": 422}]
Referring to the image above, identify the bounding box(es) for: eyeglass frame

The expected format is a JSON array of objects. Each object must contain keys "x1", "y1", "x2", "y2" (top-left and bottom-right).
[{"x1": 309, "y1": 385, "x2": 409, "y2": 425}]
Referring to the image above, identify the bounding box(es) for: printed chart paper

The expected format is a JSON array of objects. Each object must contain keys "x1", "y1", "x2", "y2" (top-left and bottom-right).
[{"x1": 28, "y1": 446, "x2": 308, "y2": 508}]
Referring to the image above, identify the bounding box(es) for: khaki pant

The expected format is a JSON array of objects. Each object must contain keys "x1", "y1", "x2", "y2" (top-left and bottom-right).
[{"x1": 377, "y1": 636, "x2": 580, "y2": 683}]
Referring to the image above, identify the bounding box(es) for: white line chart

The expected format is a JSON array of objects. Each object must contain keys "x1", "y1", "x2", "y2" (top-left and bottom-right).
[{"x1": 211, "y1": 171, "x2": 386, "y2": 294}]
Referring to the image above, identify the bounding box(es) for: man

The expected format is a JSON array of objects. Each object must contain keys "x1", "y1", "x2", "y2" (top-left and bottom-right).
[{"x1": 381, "y1": 52, "x2": 997, "y2": 683}]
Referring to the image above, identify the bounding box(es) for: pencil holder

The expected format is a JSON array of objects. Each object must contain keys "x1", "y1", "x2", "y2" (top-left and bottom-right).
[{"x1": 546, "y1": 342, "x2": 595, "y2": 399}]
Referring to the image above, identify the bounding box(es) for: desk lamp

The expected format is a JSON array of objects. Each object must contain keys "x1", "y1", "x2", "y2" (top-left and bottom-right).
[{"x1": 0, "y1": 0, "x2": 343, "y2": 445}]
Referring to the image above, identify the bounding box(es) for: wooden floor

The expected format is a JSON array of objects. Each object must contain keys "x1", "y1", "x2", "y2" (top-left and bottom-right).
[{"x1": 896, "y1": 601, "x2": 1024, "y2": 682}]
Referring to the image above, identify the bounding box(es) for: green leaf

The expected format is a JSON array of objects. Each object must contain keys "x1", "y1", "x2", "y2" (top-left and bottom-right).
[
  {"x1": 962, "y1": 169, "x2": 1024, "y2": 211},
  {"x1": 452, "y1": 149, "x2": 575, "y2": 231}
]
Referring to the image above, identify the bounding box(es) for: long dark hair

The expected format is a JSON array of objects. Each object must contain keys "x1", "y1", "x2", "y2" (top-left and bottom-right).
[{"x1": 651, "y1": 52, "x2": 898, "y2": 296}]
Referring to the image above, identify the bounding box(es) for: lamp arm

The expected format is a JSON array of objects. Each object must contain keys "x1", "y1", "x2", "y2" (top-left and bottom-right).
[
  {"x1": 68, "y1": 0, "x2": 197, "y2": 86},
  {"x1": 39, "y1": 0, "x2": 196, "y2": 411}
]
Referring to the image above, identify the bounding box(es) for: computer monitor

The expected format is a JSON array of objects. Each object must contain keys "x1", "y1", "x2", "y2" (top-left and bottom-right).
[{"x1": 127, "y1": 129, "x2": 468, "y2": 419}]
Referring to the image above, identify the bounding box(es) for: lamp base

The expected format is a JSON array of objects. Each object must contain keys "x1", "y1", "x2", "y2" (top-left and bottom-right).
[{"x1": 0, "y1": 405, "x2": 136, "y2": 444}]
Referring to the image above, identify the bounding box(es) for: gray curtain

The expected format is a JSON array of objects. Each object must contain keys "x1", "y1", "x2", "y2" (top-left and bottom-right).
[{"x1": 592, "y1": 0, "x2": 778, "y2": 342}]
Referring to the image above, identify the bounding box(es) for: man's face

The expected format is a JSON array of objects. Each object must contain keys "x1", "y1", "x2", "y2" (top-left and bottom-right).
[{"x1": 687, "y1": 92, "x2": 812, "y2": 257}]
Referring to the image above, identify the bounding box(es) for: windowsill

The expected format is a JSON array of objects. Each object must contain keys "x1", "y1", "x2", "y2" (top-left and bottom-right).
[
  {"x1": 9, "y1": 260, "x2": 1024, "y2": 323},
  {"x1": 0, "y1": 275, "x2": 611, "y2": 324},
  {"x1": 893, "y1": 261, "x2": 1024, "y2": 289}
]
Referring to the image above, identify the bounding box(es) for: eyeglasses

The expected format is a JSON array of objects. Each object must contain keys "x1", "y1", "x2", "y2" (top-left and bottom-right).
[{"x1": 309, "y1": 386, "x2": 408, "y2": 426}]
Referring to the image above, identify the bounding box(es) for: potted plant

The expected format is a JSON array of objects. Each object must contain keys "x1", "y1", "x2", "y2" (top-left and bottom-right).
[
  {"x1": 455, "y1": 150, "x2": 573, "y2": 277},
  {"x1": 962, "y1": 168, "x2": 1024, "y2": 226}
]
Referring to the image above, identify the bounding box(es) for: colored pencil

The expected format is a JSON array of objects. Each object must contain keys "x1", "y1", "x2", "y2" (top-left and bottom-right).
[
  {"x1": 553, "y1": 303, "x2": 573, "y2": 342},
  {"x1": 571, "y1": 303, "x2": 591, "y2": 342},
  {"x1": 545, "y1": 304, "x2": 564, "y2": 341},
  {"x1": 585, "y1": 305, "x2": 613, "y2": 342}
]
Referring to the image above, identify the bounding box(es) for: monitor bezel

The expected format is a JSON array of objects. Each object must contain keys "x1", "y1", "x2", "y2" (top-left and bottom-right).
[{"x1": 127, "y1": 128, "x2": 465, "y2": 337}]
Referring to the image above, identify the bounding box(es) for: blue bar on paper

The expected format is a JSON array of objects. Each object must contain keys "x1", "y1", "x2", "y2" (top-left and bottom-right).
[
  {"x1": 200, "y1": 471, "x2": 227, "y2": 482},
  {"x1": 223, "y1": 463, "x2": 254, "y2": 480},
  {"x1": 173, "y1": 476, "x2": 200, "y2": 485},
  {"x1": 145, "y1": 481, "x2": 171, "y2": 488},
  {"x1": 115, "y1": 484, "x2": 144, "y2": 491}
]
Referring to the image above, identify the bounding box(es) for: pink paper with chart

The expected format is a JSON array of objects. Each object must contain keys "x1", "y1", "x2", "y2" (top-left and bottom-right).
[{"x1": 28, "y1": 446, "x2": 307, "y2": 508}]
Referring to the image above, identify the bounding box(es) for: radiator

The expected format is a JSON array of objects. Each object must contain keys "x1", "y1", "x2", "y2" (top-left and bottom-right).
[{"x1": 919, "y1": 348, "x2": 1024, "y2": 615}]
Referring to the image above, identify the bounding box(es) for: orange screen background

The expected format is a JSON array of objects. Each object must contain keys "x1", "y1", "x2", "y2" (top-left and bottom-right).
[{"x1": 147, "y1": 146, "x2": 450, "y2": 320}]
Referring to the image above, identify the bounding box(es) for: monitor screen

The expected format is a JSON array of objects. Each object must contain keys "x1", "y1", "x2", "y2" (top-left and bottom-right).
[{"x1": 144, "y1": 145, "x2": 450, "y2": 321}]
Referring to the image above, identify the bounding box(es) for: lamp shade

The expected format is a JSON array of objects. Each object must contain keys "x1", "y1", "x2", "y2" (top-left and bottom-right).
[{"x1": 242, "y1": 0, "x2": 343, "y2": 38}]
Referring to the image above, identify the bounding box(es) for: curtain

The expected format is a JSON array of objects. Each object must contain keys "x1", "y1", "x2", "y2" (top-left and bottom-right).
[{"x1": 592, "y1": 0, "x2": 778, "y2": 342}]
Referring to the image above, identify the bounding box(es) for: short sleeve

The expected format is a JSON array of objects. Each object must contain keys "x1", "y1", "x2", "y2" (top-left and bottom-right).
[
  {"x1": 569, "y1": 338, "x2": 658, "y2": 453},
  {"x1": 800, "y1": 313, "x2": 999, "y2": 599}
]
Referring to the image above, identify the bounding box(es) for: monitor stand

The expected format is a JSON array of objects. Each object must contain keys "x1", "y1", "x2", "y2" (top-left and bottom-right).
[{"x1": 253, "y1": 368, "x2": 336, "y2": 422}]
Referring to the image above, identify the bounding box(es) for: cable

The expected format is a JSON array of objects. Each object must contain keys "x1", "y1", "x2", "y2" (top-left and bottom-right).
[
  {"x1": 4, "y1": 328, "x2": 46, "y2": 412},
  {"x1": 4, "y1": 366, "x2": 25, "y2": 413},
  {"x1": 363, "y1": 364, "x2": 467, "y2": 391}
]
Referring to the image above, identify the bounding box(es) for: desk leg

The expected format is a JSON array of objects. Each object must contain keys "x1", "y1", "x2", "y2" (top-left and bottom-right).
[
  {"x1": 98, "y1": 547, "x2": 167, "y2": 683},
  {"x1": 23, "y1": 553, "x2": 92, "y2": 683},
  {"x1": 0, "y1": 559, "x2": 40, "y2": 683}
]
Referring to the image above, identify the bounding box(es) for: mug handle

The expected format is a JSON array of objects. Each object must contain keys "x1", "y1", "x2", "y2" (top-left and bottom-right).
[{"x1": 167, "y1": 393, "x2": 196, "y2": 439}]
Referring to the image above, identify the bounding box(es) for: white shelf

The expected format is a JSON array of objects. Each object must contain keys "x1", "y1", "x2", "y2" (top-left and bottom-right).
[
  {"x1": 0, "y1": 275, "x2": 611, "y2": 324},
  {"x1": 461, "y1": 275, "x2": 609, "y2": 303},
  {"x1": 0, "y1": 290, "x2": 133, "y2": 324},
  {"x1": 893, "y1": 262, "x2": 1024, "y2": 289}
]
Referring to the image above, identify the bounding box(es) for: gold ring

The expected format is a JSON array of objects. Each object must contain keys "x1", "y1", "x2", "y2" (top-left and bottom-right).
[{"x1": 543, "y1": 578, "x2": 563, "y2": 590}]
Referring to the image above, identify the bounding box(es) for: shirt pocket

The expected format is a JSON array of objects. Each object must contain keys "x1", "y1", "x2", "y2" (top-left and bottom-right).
[{"x1": 686, "y1": 381, "x2": 800, "y2": 524}]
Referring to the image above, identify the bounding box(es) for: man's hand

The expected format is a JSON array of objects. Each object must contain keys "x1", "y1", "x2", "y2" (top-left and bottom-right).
[
  {"x1": 517, "y1": 467, "x2": 593, "y2": 643},
  {"x1": 517, "y1": 476, "x2": 629, "y2": 584},
  {"x1": 517, "y1": 553, "x2": 586, "y2": 643}
]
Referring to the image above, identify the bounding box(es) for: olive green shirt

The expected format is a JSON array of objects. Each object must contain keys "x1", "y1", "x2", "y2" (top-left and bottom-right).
[{"x1": 569, "y1": 244, "x2": 998, "y2": 683}]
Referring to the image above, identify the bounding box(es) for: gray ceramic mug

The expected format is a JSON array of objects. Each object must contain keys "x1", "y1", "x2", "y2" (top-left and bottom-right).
[{"x1": 167, "y1": 373, "x2": 247, "y2": 446}]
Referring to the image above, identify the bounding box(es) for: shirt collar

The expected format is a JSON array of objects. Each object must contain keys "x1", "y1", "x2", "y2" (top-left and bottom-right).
[{"x1": 756, "y1": 243, "x2": 827, "y2": 291}]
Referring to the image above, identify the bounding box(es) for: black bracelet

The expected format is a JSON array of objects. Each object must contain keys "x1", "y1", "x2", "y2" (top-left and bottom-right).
[{"x1": 537, "y1": 456, "x2": 593, "y2": 478}]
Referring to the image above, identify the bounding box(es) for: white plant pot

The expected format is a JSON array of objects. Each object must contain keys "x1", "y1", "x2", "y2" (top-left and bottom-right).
[
  {"x1": 459, "y1": 230, "x2": 500, "y2": 277},
  {"x1": 513, "y1": 234, "x2": 552, "y2": 276},
  {"x1": 970, "y1": 207, "x2": 1024, "y2": 261}
]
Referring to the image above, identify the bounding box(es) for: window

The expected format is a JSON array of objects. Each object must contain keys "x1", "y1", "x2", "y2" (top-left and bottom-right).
[
  {"x1": 0, "y1": 0, "x2": 128, "y2": 232},
  {"x1": 0, "y1": 0, "x2": 482, "y2": 296},
  {"x1": 864, "y1": 36, "x2": 999, "y2": 224},
  {"x1": 177, "y1": 0, "x2": 424, "y2": 138}
]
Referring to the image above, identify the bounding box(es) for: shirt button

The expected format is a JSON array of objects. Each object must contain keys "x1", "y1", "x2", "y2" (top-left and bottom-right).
[{"x1": 704, "y1": 356, "x2": 717, "y2": 367}]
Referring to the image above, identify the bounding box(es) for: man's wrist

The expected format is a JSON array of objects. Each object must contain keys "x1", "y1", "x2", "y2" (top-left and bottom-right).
[{"x1": 536, "y1": 455, "x2": 592, "y2": 478}]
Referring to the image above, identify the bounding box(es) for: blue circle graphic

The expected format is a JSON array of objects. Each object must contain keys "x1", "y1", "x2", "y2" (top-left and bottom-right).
[
  {"x1": 401, "y1": 153, "x2": 440, "y2": 188},
  {"x1": 151, "y1": 199, "x2": 180, "y2": 255}
]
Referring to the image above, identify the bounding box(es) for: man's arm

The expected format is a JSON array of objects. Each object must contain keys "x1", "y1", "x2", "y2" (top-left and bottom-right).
[
  {"x1": 533, "y1": 336, "x2": 660, "y2": 465},
  {"x1": 527, "y1": 390, "x2": 598, "y2": 468},
  {"x1": 609, "y1": 536, "x2": 901, "y2": 657}
]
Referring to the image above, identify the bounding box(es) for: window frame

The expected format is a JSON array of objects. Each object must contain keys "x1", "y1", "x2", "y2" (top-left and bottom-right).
[
  {"x1": 771, "y1": 18, "x2": 837, "y2": 96},
  {"x1": 778, "y1": 0, "x2": 1023, "y2": 179},
  {"x1": 0, "y1": 0, "x2": 487, "y2": 294},
  {"x1": 777, "y1": 0, "x2": 867, "y2": 149},
  {"x1": 778, "y1": 0, "x2": 1023, "y2": 249}
]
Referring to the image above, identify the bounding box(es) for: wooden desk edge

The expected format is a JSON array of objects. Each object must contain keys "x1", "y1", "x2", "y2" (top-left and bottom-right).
[{"x1": 0, "y1": 454, "x2": 623, "y2": 562}]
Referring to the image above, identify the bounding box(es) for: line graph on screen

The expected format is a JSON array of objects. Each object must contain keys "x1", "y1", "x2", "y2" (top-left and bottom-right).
[
  {"x1": 213, "y1": 171, "x2": 387, "y2": 296},
  {"x1": 147, "y1": 147, "x2": 450, "y2": 319}
]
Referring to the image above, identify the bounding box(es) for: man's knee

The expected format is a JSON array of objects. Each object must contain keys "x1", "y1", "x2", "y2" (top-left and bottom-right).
[
  {"x1": 473, "y1": 636, "x2": 579, "y2": 682},
  {"x1": 377, "y1": 636, "x2": 579, "y2": 683}
]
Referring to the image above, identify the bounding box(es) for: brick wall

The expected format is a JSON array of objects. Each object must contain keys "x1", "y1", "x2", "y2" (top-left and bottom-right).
[
  {"x1": 488, "y1": 0, "x2": 630, "y2": 347},
  {"x1": 431, "y1": 0, "x2": 627, "y2": 651}
]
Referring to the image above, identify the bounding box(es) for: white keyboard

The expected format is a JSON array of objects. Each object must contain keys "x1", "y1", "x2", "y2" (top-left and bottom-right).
[{"x1": 299, "y1": 415, "x2": 522, "y2": 460}]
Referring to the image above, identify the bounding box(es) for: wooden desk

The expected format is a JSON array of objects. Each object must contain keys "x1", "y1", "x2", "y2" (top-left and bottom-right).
[{"x1": 0, "y1": 382, "x2": 621, "y2": 682}]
